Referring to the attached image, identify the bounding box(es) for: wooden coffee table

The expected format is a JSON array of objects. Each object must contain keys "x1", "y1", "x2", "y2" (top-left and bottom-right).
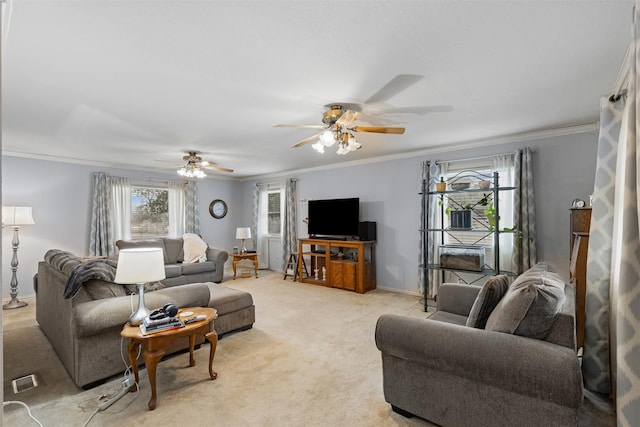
[
  {"x1": 232, "y1": 252, "x2": 259, "y2": 279},
  {"x1": 120, "y1": 307, "x2": 218, "y2": 410}
]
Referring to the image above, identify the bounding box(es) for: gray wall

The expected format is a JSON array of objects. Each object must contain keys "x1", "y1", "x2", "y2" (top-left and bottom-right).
[
  {"x1": 1, "y1": 157, "x2": 240, "y2": 299},
  {"x1": 2, "y1": 130, "x2": 597, "y2": 299},
  {"x1": 242, "y1": 131, "x2": 598, "y2": 294}
]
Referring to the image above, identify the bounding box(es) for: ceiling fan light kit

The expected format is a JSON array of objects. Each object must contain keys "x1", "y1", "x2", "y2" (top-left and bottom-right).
[
  {"x1": 177, "y1": 165, "x2": 207, "y2": 178},
  {"x1": 172, "y1": 151, "x2": 234, "y2": 178},
  {"x1": 311, "y1": 128, "x2": 361, "y2": 155}
]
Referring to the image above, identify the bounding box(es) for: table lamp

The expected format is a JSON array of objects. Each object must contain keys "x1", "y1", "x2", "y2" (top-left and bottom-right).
[
  {"x1": 2, "y1": 206, "x2": 35, "y2": 310},
  {"x1": 115, "y1": 247, "x2": 166, "y2": 325},
  {"x1": 235, "y1": 227, "x2": 251, "y2": 254}
]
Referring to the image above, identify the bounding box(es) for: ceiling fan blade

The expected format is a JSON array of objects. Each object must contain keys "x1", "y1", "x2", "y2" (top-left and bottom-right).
[
  {"x1": 291, "y1": 133, "x2": 320, "y2": 148},
  {"x1": 364, "y1": 74, "x2": 424, "y2": 104},
  {"x1": 352, "y1": 126, "x2": 405, "y2": 135},
  {"x1": 335, "y1": 110, "x2": 362, "y2": 127},
  {"x1": 274, "y1": 124, "x2": 326, "y2": 129},
  {"x1": 203, "y1": 165, "x2": 234, "y2": 173}
]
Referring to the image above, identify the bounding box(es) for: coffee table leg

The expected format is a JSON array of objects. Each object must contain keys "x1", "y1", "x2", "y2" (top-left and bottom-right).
[
  {"x1": 205, "y1": 331, "x2": 218, "y2": 380},
  {"x1": 142, "y1": 348, "x2": 165, "y2": 410},
  {"x1": 189, "y1": 334, "x2": 196, "y2": 367},
  {"x1": 127, "y1": 340, "x2": 140, "y2": 392}
]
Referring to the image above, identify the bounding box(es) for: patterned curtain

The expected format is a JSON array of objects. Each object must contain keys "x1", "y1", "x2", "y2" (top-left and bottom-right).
[
  {"x1": 584, "y1": 6, "x2": 640, "y2": 424},
  {"x1": 185, "y1": 180, "x2": 199, "y2": 234},
  {"x1": 583, "y1": 96, "x2": 623, "y2": 395},
  {"x1": 281, "y1": 178, "x2": 297, "y2": 270},
  {"x1": 512, "y1": 147, "x2": 537, "y2": 273},
  {"x1": 89, "y1": 173, "x2": 130, "y2": 255},
  {"x1": 89, "y1": 172, "x2": 110, "y2": 256}
]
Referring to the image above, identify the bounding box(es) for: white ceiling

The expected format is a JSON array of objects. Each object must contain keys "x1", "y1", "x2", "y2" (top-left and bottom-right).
[{"x1": 2, "y1": 1, "x2": 633, "y2": 179}]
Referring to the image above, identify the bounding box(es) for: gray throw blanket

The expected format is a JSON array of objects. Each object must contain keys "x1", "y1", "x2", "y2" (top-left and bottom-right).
[{"x1": 63, "y1": 258, "x2": 118, "y2": 299}]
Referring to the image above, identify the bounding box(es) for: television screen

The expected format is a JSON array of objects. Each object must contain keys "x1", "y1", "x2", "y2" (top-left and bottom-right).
[{"x1": 307, "y1": 198, "x2": 360, "y2": 237}]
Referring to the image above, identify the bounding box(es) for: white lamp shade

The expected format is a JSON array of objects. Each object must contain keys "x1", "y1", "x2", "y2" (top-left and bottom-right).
[
  {"x1": 114, "y1": 248, "x2": 166, "y2": 284},
  {"x1": 236, "y1": 227, "x2": 252, "y2": 239},
  {"x1": 2, "y1": 206, "x2": 35, "y2": 226}
]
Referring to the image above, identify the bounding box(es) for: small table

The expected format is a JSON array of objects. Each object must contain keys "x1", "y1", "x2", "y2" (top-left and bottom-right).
[
  {"x1": 232, "y1": 253, "x2": 259, "y2": 279},
  {"x1": 120, "y1": 307, "x2": 218, "y2": 410}
]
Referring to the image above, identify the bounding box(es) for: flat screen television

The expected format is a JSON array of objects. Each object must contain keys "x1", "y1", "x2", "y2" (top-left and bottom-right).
[{"x1": 307, "y1": 198, "x2": 360, "y2": 237}]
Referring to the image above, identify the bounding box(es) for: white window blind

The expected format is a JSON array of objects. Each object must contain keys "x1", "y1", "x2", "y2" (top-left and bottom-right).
[{"x1": 130, "y1": 185, "x2": 169, "y2": 239}]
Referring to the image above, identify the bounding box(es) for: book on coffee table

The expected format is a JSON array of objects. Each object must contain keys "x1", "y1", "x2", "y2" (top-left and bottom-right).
[{"x1": 139, "y1": 319, "x2": 184, "y2": 335}]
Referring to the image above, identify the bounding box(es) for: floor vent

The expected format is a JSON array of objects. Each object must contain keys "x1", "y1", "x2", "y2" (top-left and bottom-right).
[{"x1": 11, "y1": 374, "x2": 38, "y2": 393}]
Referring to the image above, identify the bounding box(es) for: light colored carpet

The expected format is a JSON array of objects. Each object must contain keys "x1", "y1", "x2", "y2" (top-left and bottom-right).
[{"x1": 3, "y1": 270, "x2": 614, "y2": 426}]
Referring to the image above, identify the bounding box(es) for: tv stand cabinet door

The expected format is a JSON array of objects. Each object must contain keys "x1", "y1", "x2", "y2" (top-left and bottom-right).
[{"x1": 330, "y1": 261, "x2": 357, "y2": 291}]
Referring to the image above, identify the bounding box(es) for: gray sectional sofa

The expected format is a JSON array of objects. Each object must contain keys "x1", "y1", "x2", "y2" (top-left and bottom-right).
[
  {"x1": 35, "y1": 240, "x2": 255, "y2": 388},
  {"x1": 375, "y1": 263, "x2": 583, "y2": 427}
]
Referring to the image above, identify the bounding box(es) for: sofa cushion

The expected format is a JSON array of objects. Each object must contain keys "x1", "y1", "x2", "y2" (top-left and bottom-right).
[
  {"x1": 163, "y1": 238, "x2": 185, "y2": 263},
  {"x1": 124, "y1": 281, "x2": 166, "y2": 295},
  {"x1": 73, "y1": 283, "x2": 211, "y2": 338},
  {"x1": 466, "y1": 275, "x2": 509, "y2": 329},
  {"x1": 207, "y1": 283, "x2": 254, "y2": 316},
  {"x1": 164, "y1": 264, "x2": 182, "y2": 278},
  {"x1": 430, "y1": 310, "x2": 468, "y2": 326},
  {"x1": 116, "y1": 239, "x2": 168, "y2": 264},
  {"x1": 485, "y1": 264, "x2": 565, "y2": 339},
  {"x1": 83, "y1": 280, "x2": 128, "y2": 300},
  {"x1": 182, "y1": 261, "x2": 216, "y2": 275}
]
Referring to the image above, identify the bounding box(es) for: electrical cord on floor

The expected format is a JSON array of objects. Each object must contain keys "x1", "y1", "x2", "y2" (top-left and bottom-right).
[
  {"x1": 82, "y1": 323, "x2": 144, "y2": 425},
  {"x1": 3, "y1": 400, "x2": 44, "y2": 426},
  {"x1": 82, "y1": 407, "x2": 100, "y2": 427}
]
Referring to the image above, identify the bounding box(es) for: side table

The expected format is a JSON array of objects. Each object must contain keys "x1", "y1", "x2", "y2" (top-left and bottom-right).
[
  {"x1": 120, "y1": 307, "x2": 218, "y2": 410},
  {"x1": 232, "y1": 253, "x2": 259, "y2": 279}
]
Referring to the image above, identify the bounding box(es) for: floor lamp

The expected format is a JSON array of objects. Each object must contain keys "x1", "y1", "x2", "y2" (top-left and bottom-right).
[{"x1": 2, "y1": 206, "x2": 35, "y2": 310}]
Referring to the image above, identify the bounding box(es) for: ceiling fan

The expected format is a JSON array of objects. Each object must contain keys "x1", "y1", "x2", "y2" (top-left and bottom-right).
[
  {"x1": 275, "y1": 74, "x2": 451, "y2": 154},
  {"x1": 159, "y1": 151, "x2": 234, "y2": 178}
]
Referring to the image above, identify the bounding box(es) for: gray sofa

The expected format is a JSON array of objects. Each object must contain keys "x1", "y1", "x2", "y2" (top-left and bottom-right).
[
  {"x1": 35, "y1": 245, "x2": 255, "y2": 388},
  {"x1": 115, "y1": 237, "x2": 228, "y2": 285},
  {"x1": 375, "y1": 263, "x2": 583, "y2": 427}
]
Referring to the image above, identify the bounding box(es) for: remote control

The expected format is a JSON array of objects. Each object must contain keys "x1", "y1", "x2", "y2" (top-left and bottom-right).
[{"x1": 183, "y1": 315, "x2": 207, "y2": 325}]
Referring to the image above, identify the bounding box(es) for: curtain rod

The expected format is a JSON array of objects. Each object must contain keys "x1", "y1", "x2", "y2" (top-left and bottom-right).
[{"x1": 610, "y1": 42, "x2": 631, "y2": 102}]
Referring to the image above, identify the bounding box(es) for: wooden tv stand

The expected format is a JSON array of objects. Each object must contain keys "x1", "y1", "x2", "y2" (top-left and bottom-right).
[{"x1": 298, "y1": 238, "x2": 376, "y2": 293}]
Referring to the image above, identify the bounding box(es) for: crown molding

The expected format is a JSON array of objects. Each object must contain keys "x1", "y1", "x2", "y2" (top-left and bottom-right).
[
  {"x1": 3, "y1": 122, "x2": 598, "y2": 183},
  {"x1": 240, "y1": 122, "x2": 599, "y2": 182}
]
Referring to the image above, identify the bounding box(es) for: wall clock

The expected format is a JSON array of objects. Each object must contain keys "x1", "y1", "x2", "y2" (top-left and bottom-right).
[{"x1": 209, "y1": 199, "x2": 228, "y2": 219}]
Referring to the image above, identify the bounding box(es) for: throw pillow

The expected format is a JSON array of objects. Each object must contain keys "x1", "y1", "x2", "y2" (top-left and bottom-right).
[
  {"x1": 485, "y1": 268, "x2": 565, "y2": 339},
  {"x1": 183, "y1": 233, "x2": 208, "y2": 263},
  {"x1": 465, "y1": 275, "x2": 510, "y2": 329}
]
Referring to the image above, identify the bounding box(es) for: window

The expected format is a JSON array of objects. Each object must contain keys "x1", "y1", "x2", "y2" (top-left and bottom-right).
[
  {"x1": 267, "y1": 187, "x2": 281, "y2": 235},
  {"x1": 443, "y1": 161, "x2": 495, "y2": 268},
  {"x1": 130, "y1": 185, "x2": 169, "y2": 239}
]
